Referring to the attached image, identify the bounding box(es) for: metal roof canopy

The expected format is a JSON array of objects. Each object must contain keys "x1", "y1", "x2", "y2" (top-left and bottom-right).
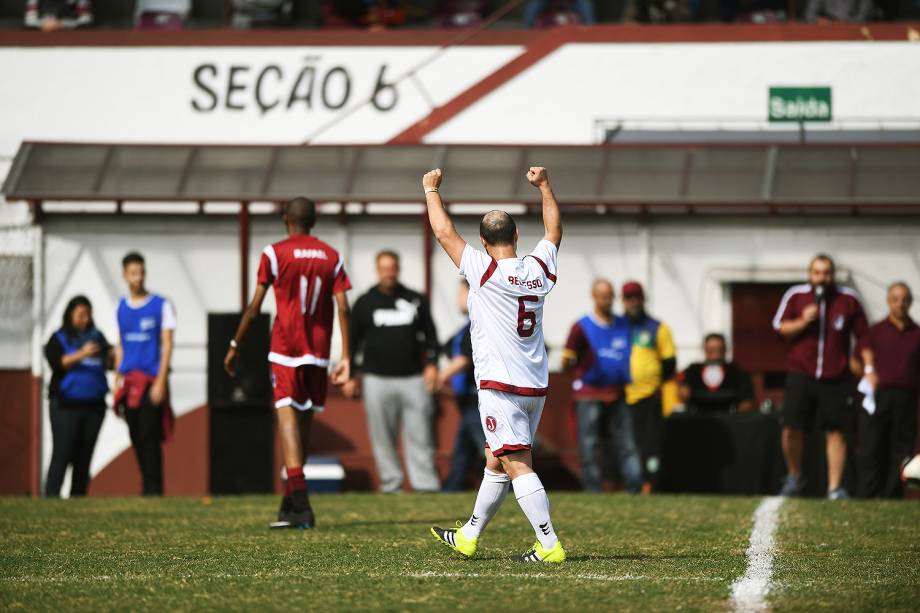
[
  {"x1": 4, "y1": 142, "x2": 920, "y2": 214},
  {"x1": 6, "y1": 141, "x2": 920, "y2": 311}
]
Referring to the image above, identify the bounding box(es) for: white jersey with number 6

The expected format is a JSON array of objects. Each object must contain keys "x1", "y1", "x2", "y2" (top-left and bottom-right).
[{"x1": 459, "y1": 239, "x2": 558, "y2": 396}]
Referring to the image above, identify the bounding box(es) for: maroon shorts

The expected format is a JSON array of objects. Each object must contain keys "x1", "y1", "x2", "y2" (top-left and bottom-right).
[{"x1": 270, "y1": 363, "x2": 328, "y2": 412}]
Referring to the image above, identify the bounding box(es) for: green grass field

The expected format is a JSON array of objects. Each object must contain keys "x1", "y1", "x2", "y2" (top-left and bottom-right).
[{"x1": 1, "y1": 494, "x2": 918, "y2": 611}]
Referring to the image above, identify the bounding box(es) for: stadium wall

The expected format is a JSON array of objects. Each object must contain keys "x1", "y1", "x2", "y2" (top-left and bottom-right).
[
  {"x1": 29, "y1": 213, "x2": 920, "y2": 494},
  {"x1": 3, "y1": 27, "x2": 919, "y2": 494},
  {"x1": 1, "y1": 29, "x2": 920, "y2": 151}
]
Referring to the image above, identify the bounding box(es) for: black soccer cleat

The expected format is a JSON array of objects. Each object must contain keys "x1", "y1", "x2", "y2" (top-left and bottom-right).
[
  {"x1": 277, "y1": 495, "x2": 292, "y2": 521},
  {"x1": 270, "y1": 491, "x2": 315, "y2": 529}
]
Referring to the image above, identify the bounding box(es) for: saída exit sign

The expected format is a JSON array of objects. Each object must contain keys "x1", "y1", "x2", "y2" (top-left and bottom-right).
[{"x1": 768, "y1": 87, "x2": 832, "y2": 122}]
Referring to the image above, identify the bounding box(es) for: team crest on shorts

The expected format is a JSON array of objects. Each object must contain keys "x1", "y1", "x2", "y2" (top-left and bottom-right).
[{"x1": 485, "y1": 416, "x2": 497, "y2": 432}]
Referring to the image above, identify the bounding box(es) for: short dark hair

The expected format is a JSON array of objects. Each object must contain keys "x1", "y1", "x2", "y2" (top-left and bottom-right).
[
  {"x1": 284, "y1": 197, "x2": 316, "y2": 230},
  {"x1": 376, "y1": 250, "x2": 400, "y2": 264},
  {"x1": 479, "y1": 210, "x2": 517, "y2": 247},
  {"x1": 704, "y1": 333, "x2": 726, "y2": 346},
  {"x1": 810, "y1": 253, "x2": 835, "y2": 273},
  {"x1": 122, "y1": 252, "x2": 145, "y2": 269}
]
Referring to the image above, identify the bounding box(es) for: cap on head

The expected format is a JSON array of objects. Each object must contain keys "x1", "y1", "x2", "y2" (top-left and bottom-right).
[
  {"x1": 479, "y1": 210, "x2": 517, "y2": 247},
  {"x1": 284, "y1": 197, "x2": 317, "y2": 231},
  {"x1": 622, "y1": 281, "x2": 644, "y2": 299}
]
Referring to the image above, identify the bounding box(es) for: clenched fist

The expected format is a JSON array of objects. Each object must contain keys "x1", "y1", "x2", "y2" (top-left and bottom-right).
[
  {"x1": 526, "y1": 166, "x2": 549, "y2": 188},
  {"x1": 423, "y1": 168, "x2": 443, "y2": 191}
]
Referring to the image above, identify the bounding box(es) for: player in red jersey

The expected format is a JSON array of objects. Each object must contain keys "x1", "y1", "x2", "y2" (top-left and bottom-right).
[{"x1": 224, "y1": 197, "x2": 352, "y2": 529}]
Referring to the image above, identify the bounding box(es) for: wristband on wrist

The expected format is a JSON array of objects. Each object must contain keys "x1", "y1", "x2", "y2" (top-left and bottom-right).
[
  {"x1": 864, "y1": 365, "x2": 875, "y2": 374},
  {"x1": 424, "y1": 187, "x2": 439, "y2": 194},
  {"x1": 229, "y1": 339, "x2": 238, "y2": 349}
]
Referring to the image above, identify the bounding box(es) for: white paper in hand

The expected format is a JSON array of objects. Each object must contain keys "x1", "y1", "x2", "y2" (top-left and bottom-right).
[{"x1": 858, "y1": 377, "x2": 876, "y2": 415}]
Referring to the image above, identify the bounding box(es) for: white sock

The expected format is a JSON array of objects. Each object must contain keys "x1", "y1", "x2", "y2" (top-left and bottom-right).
[
  {"x1": 460, "y1": 469, "x2": 510, "y2": 539},
  {"x1": 512, "y1": 472, "x2": 558, "y2": 550}
]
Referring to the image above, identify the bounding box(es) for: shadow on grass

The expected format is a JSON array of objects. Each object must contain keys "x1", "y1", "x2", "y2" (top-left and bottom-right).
[
  {"x1": 322, "y1": 518, "x2": 448, "y2": 528},
  {"x1": 566, "y1": 553, "x2": 707, "y2": 562}
]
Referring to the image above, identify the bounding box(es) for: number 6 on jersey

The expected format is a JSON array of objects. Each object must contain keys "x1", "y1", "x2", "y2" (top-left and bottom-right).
[{"x1": 517, "y1": 296, "x2": 538, "y2": 337}]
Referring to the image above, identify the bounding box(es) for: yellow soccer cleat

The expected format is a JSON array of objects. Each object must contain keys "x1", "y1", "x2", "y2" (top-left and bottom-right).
[
  {"x1": 519, "y1": 540, "x2": 566, "y2": 563},
  {"x1": 430, "y1": 524, "x2": 478, "y2": 558}
]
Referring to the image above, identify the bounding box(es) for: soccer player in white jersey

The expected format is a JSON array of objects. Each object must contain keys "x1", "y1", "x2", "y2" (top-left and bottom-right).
[{"x1": 425, "y1": 166, "x2": 566, "y2": 563}]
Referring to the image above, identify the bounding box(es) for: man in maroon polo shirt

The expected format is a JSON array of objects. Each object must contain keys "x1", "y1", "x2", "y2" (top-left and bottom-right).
[
  {"x1": 858, "y1": 282, "x2": 920, "y2": 498},
  {"x1": 773, "y1": 254, "x2": 869, "y2": 499}
]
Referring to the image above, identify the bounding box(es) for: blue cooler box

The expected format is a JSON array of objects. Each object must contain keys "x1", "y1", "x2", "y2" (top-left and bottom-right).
[{"x1": 281, "y1": 455, "x2": 345, "y2": 493}]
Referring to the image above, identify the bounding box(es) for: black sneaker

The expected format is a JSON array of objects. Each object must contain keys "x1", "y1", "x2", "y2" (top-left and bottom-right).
[
  {"x1": 270, "y1": 490, "x2": 315, "y2": 529},
  {"x1": 779, "y1": 473, "x2": 806, "y2": 497},
  {"x1": 277, "y1": 495, "x2": 292, "y2": 521}
]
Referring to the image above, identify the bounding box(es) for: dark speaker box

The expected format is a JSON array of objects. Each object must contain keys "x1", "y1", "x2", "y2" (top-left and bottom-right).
[
  {"x1": 209, "y1": 404, "x2": 274, "y2": 494},
  {"x1": 208, "y1": 313, "x2": 272, "y2": 409},
  {"x1": 207, "y1": 313, "x2": 274, "y2": 494}
]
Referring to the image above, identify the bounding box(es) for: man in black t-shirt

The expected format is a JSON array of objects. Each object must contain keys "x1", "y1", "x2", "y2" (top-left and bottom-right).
[
  {"x1": 345, "y1": 250, "x2": 441, "y2": 492},
  {"x1": 678, "y1": 333, "x2": 755, "y2": 414}
]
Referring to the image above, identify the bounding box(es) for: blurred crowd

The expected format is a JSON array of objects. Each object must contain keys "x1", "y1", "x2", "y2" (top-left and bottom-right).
[
  {"x1": 19, "y1": 0, "x2": 917, "y2": 32},
  {"x1": 342, "y1": 251, "x2": 919, "y2": 500},
  {"x1": 46, "y1": 244, "x2": 918, "y2": 500}
]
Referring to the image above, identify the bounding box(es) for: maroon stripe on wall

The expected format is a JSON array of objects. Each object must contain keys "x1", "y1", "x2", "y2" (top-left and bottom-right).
[
  {"x1": 90, "y1": 404, "x2": 210, "y2": 496},
  {"x1": 0, "y1": 370, "x2": 39, "y2": 495}
]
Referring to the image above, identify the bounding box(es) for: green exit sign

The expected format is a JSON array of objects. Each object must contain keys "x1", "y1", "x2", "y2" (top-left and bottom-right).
[{"x1": 768, "y1": 87, "x2": 832, "y2": 122}]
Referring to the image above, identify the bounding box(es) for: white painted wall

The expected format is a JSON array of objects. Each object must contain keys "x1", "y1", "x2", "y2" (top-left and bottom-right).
[
  {"x1": 2, "y1": 40, "x2": 919, "y2": 490},
  {"x1": 0, "y1": 45, "x2": 524, "y2": 156},
  {"x1": 35, "y1": 213, "x2": 920, "y2": 487},
  {"x1": 426, "y1": 42, "x2": 920, "y2": 143}
]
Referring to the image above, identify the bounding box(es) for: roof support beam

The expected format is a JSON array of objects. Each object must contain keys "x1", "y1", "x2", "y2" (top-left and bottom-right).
[{"x1": 240, "y1": 201, "x2": 250, "y2": 312}]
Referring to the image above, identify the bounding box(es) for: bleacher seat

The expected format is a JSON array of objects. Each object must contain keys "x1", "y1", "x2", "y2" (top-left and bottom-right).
[
  {"x1": 438, "y1": 0, "x2": 487, "y2": 27},
  {"x1": 231, "y1": 0, "x2": 293, "y2": 27},
  {"x1": 135, "y1": 0, "x2": 189, "y2": 29}
]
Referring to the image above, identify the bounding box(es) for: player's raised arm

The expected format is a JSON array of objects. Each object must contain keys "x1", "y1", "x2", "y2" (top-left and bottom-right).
[
  {"x1": 527, "y1": 166, "x2": 562, "y2": 248},
  {"x1": 423, "y1": 169, "x2": 466, "y2": 267}
]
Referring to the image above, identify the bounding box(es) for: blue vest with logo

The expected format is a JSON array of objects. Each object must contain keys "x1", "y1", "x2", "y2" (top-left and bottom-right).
[
  {"x1": 578, "y1": 315, "x2": 632, "y2": 387},
  {"x1": 117, "y1": 294, "x2": 164, "y2": 376},
  {"x1": 55, "y1": 329, "x2": 108, "y2": 402}
]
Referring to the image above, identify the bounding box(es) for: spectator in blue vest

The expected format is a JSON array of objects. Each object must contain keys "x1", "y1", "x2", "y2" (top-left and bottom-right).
[
  {"x1": 44, "y1": 295, "x2": 112, "y2": 497},
  {"x1": 562, "y1": 279, "x2": 642, "y2": 493},
  {"x1": 114, "y1": 252, "x2": 176, "y2": 496},
  {"x1": 437, "y1": 279, "x2": 485, "y2": 491}
]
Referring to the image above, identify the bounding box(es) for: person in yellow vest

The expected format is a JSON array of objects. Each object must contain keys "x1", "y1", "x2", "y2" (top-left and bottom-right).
[{"x1": 622, "y1": 281, "x2": 677, "y2": 494}]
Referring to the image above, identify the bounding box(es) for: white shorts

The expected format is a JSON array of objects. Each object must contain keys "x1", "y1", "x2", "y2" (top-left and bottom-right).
[{"x1": 478, "y1": 388, "x2": 546, "y2": 457}]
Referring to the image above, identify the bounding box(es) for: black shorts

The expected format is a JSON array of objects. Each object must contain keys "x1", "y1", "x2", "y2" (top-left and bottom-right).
[{"x1": 782, "y1": 372, "x2": 856, "y2": 433}]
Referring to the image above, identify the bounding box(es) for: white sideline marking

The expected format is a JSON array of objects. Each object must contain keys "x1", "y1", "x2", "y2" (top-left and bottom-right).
[{"x1": 731, "y1": 496, "x2": 785, "y2": 612}]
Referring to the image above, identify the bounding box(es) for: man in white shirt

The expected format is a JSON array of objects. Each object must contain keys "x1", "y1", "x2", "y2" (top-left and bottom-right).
[{"x1": 425, "y1": 166, "x2": 566, "y2": 564}]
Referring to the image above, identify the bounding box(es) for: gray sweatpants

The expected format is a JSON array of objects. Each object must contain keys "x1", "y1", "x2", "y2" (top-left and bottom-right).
[{"x1": 362, "y1": 374, "x2": 441, "y2": 493}]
